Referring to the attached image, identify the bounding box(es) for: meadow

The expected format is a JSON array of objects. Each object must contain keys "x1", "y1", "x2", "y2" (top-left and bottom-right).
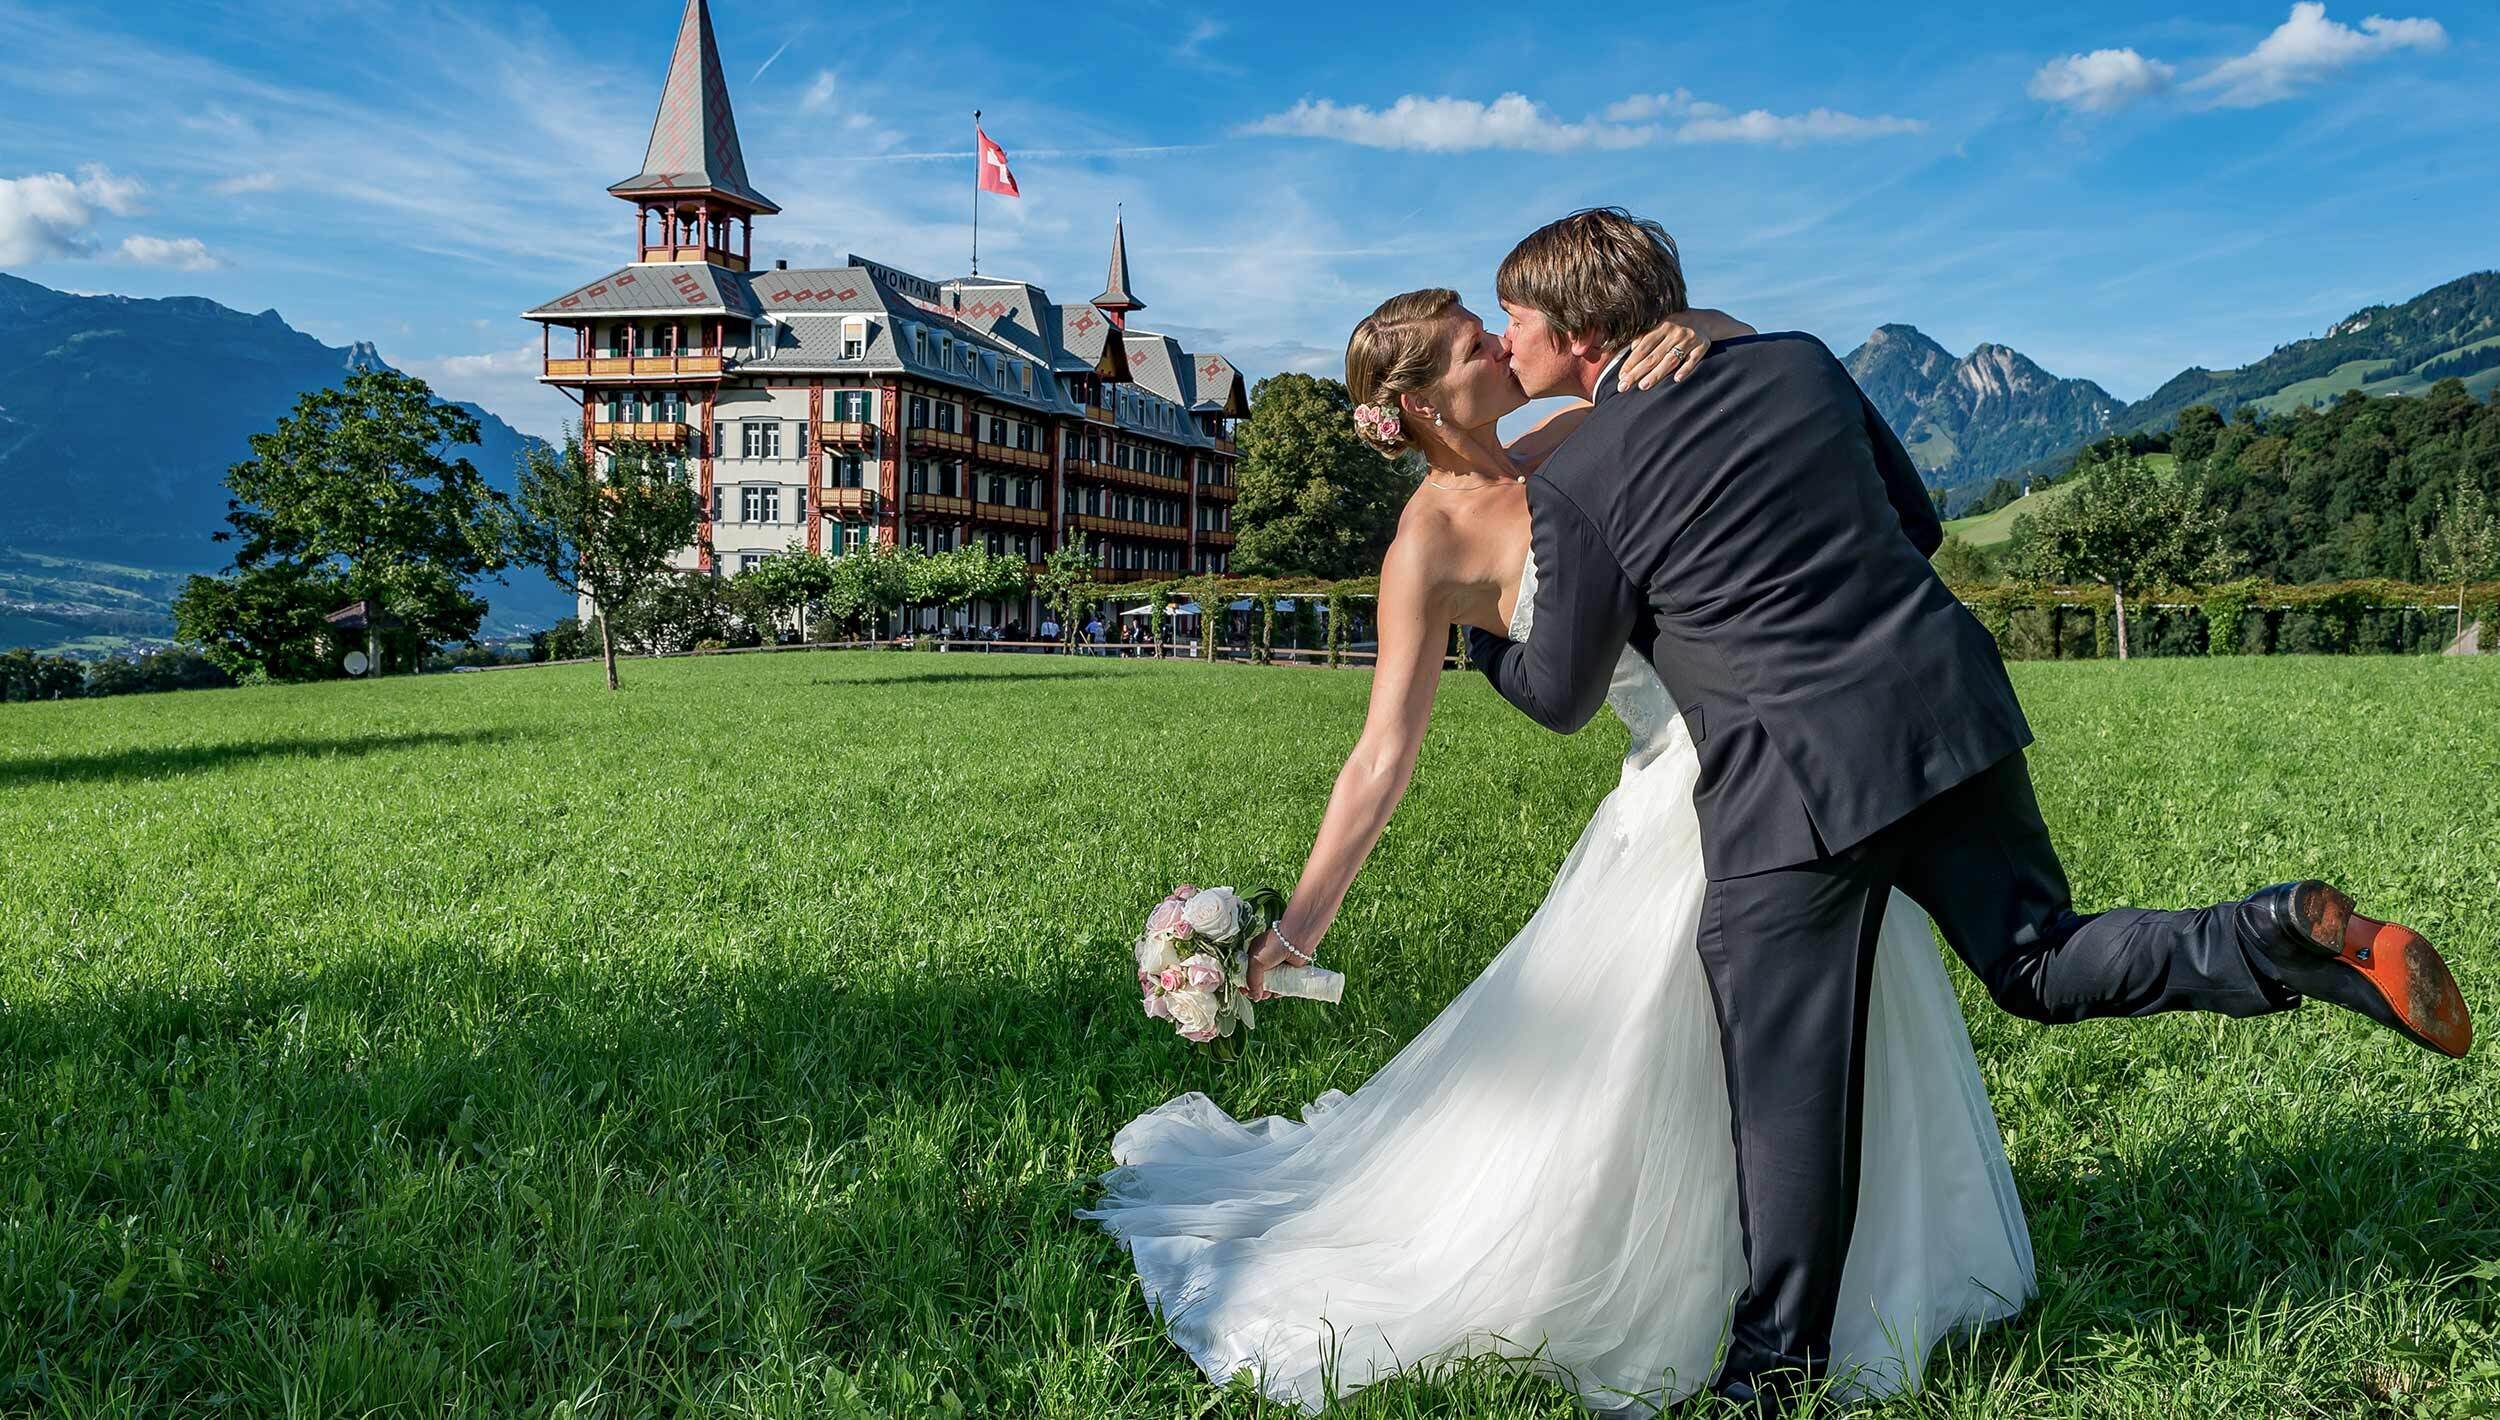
[{"x1": 3, "y1": 650, "x2": 2497, "y2": 1417}]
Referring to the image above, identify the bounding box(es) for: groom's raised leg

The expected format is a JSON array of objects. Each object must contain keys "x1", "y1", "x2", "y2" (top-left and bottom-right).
[{"x1": 1693, "y1": 854, "x2": 1894, "y2": 1393}]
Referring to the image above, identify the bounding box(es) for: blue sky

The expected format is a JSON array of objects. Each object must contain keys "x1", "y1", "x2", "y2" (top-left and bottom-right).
[{"x1": 1, "y1": 0, "x2": 2491, "y2": 444}]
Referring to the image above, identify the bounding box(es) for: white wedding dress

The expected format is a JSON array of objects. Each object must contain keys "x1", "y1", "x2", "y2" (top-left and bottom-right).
[{"x1": 1078, "y1": 552, "x2": 2035, "y2": 1413}]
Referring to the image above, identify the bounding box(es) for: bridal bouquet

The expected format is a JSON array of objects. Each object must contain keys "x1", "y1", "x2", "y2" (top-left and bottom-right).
[{"x1": 1134, "y1": 884, "x2": 1344, "y2": 1052}]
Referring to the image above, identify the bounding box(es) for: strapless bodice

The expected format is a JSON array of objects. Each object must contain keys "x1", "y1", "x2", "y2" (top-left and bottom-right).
[{"x1": 1508, "y1": 547, "x2": 1688, "y2": 773}]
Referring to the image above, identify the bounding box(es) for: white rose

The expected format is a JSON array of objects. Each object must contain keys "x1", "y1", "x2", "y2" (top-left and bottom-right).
[
  {"x1": 1135, "y1": 933, "x2": 1181, "y2": 976},
  {"x1": 1165, "y1": 989, "x2": 1222, "y2": 1036},
  {"x1": 1181, "y1": 888, "x2": 1242, "y2": 943}
]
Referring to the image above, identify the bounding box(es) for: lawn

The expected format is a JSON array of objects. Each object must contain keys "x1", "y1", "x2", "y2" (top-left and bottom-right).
[{"x1": 4, "y1": 651, "x2": 2498, "y2": 1416}]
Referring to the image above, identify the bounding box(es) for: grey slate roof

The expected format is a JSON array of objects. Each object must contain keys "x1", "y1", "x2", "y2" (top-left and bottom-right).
[
  {"x1": 607, "y1": 0, "x2": 779, "y2": 214},
  {"x1": 524, "y1": 262, "x2": 757, "y2": 318},
  {"x1": 1057, "y1": 304, "x2": 1130, "y2": 379}
]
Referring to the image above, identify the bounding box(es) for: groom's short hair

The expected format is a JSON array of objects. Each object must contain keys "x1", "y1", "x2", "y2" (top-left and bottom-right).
[{"x1": 1497, "y1": 208, "x2": 1689, "y2": 355}]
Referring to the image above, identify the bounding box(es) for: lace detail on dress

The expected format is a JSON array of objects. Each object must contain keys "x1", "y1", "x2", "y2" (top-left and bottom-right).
[{"x1": 1511, "y1": 547, "x2": 1687, "y2": 773}]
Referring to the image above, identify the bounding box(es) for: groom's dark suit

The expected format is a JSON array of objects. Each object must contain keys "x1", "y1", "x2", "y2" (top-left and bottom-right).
[{"x1": 1468, "y1": 333, "x2": 2294, "y2": 1391}]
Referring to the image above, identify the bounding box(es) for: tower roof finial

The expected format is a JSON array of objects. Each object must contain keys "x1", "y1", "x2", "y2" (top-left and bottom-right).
[
  {"x1": 607, "y1": 0, "x2": 778, "y2": 214},
  {"x1": 1093, "y1": 208, "x2": 1143, "y2": 317}
]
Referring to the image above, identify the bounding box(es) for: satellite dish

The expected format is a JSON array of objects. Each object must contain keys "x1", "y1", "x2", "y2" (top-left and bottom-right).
[{"x1": 344, "y1": 650, "x2": 370, "y2": 677}]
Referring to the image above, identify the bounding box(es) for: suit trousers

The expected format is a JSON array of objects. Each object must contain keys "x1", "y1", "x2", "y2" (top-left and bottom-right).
[{"x1": 1695, "y1": 750, "x2": 2297, "y2": 1390}]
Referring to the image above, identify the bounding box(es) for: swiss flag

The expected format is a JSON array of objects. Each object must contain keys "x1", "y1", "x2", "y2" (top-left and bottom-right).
[{"x1": 977, "y1": 126, "x2": 1020, "y2": 198}]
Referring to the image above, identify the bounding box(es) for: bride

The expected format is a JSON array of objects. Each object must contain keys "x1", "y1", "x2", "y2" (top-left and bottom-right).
[{"x1": 1077, "y1": 290, "x2": 2034, "y2": 1413}]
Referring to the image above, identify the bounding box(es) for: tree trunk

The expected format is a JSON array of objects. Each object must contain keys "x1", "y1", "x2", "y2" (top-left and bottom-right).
[
  {"x1": 601, "y1": 611, "x2": 620, "y2": 691},
  {"x1": 2113, "y1": 585, "x2": 2131, "y2": 661}
]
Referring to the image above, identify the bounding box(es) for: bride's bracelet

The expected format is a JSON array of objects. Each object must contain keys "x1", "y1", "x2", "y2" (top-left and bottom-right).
[{"x1": 1270, "y1": 921, "x2": 1313, "y2": 967}]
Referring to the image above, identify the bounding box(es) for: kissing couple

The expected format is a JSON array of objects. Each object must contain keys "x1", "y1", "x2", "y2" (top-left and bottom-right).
[{"x1": 1081, "y1": 207, "x2": 2473, "y2": 1414}]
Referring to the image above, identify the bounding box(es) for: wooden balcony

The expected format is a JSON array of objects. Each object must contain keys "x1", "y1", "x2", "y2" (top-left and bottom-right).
[
  {"x1": 1066, "y1": 458, "x2": 1189, "y2": 496},
  {"x1": 1085, "y1": 400, "x2": 1118, "y2": 424},
  {"x1": 910, "y1": 426, "x2": 974, "y2": 454},
  {"x1": 1094, "y1": 568, "x2": 1167, "y2": 584},
  {"x1": 1197, "y1": 480, "x2": 1238, "y2": 503},
  {"x1": 588, "y1": 420, "x2": 691, "y2": 445},
  {"x1": 1210, "y1": 436, "x2": 1238, "y2": 456},
  {"x1": 975, "y1": 440, "x2": 1051, "y2": 471},
  {"x1": 908, "y1": 493, "x2": 975, "y2": 520},
  {"x1": 1075, "y1": 513, "x2": 1190, "y2": 544},
  {"x1": 546, "y1": 353, "x2": 726, "y2": 381},
  {"x1": 816, "y1": 420, "x2": 877, "y2": 448},
  {"x1": 818, "y1": 487, "x2": 880, "y2": 518},
  {"x1": 1198, "y1": 529, "x2": 1237, "y2": 548},
  {"x1": 966, "y1": 502, "x2": 1049, "y2": 529}
]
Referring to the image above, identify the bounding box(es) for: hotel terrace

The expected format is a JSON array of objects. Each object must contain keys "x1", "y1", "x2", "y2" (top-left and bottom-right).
[{"x1": 525, "y1": 0, "x2": 1248, "y2": 629}]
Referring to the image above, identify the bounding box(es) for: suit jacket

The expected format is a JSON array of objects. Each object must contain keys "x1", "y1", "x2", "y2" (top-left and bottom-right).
[{"x1": 1469, "y1": 332, "x2": 2032, "y2": 880}]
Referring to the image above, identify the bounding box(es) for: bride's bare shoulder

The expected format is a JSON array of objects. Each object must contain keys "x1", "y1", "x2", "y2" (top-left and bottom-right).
[
  {"x1": 1504, "y1": 400, "x2": 1596, "y2": 470},
  {"x1": 1380, "y1": 496, "x2": 1468, "y2": 596}
]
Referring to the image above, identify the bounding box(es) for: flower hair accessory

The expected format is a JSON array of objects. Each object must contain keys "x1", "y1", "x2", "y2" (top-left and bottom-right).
[{"x1": 1352, "y1": 401, "x2": 1403, "y2": 446}]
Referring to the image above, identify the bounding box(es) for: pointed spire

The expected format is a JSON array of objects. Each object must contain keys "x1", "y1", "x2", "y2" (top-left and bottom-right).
[
  {"x1": 1092, "y1": 208, "x2": 1144, "y2": 326},
  {"x1": 608, "y1": 0, "x2": 778, "y2": 214}
]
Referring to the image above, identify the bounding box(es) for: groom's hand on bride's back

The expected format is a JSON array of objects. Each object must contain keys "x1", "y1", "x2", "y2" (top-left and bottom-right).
[{"x1": 1614, "y1": 308, "x2": 1756, "y2": 393}]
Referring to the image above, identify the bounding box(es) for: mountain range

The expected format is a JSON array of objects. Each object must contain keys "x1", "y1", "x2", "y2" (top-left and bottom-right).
[
  {"x1": 1848, "y1": 270, "x2": 2500, "y2": 506},
  {"x1": 0, "y1": 272, "x2": 563, "y2": 653}
]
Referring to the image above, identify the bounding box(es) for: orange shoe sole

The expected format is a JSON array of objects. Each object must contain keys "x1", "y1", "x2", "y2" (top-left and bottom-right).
[{"x1": 2305, "y1": 884, "x2": 2474, "y2": 1059}]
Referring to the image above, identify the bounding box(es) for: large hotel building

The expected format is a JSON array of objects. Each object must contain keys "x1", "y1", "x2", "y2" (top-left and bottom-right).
[{"x1": 525, "y1": 0, "x2": 1245, "y2": 627}]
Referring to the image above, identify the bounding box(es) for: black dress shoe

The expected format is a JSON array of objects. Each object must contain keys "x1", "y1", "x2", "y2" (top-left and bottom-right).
[{"x1": 2242, "y1": 881, "x2": 2472, "y2": 1057}]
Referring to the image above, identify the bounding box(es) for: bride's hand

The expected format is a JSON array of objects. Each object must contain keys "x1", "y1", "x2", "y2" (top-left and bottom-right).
[
  {"x1": 1615, "y1": 308, "x2": 1758, "y2": 392},
  {"x1": 1243, "y1": 928, "x2": 1309, "y2": 1002}
]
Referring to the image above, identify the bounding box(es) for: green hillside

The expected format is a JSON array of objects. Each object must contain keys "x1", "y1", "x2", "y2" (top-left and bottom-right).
[{"x1": 1939, "y1": 453, "x2": 2175, "y2": 549}]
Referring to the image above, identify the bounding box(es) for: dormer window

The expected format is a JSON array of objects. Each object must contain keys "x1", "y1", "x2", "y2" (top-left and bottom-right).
[{"x1": 840, "y1": 316, "x2": 867, "y2": 361}]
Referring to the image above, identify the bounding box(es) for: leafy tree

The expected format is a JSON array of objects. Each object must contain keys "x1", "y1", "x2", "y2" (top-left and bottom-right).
[
  {"x1": 1233, "y1": 373, "x2": 1409, "y2": 579},
  {"x1": 1032, "y1": 543, "x2": 1099, "y2": 650},
  {"x1": 172, "y1": 559, "x2": 349, "y2": 682},
  {"x1": 0, "y1": 649, "x2": 86, "y2": 702},
  {"x1": 2416, "y1": 471, "x2": 2500, "y2": 642},
  {"x1": 824, "y1": 541, "x2": 916, "y2": 639},
  {"x1": 2010, "y1": 451, "x2": 2235, "y2": 660},
  {"x1": 214, "y1": 368, "x2": 511, "y2": 674},
  {"x1": 510, "y1": 439, "x2": 704, "y2": 689},
  {"x1": 736, "y1": 548, "x2": 840, "y2": 641},
  {"x1": 1931, "y1": 535, "x2": 1997, "y2": 586},
  {"x1": 610, "y1": 571, "x2": 735, "y2": 654},
  {"x1": 908, "y1": 544, "x2": 1026, "y2": 632}
]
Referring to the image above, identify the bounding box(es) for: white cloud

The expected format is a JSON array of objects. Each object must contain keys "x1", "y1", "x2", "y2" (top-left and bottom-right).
[
  {"x1": 800, "y1": 69, "x2": 838, "y2": 112},
  {"x1": 0, "y1": 164, "x2": 146, "y2": 264},
  {"x1": 2028, "y1": 48, "x2": 2178, "y2": 112},
  {"x1": 1245, "y1": 91, "x2": 1920, "y2": 152},
  {"x1": 1674, "y1": 108, "x2": 1927, "y2": 144},
  {"x1": 213, "y1": 170, "x2": 281, "y2": 195},
  {"x1": 1176, "y1": 18, "x2": 1224, "y2": 62},
  {"x1": 401, "y1": 342, "x2": 577, "y2": 445},
  {"x1": 2188, "y1": 3, "x2": 2447, "y2": 108},
  {"x1": 116, "y1": 234, "x2": 224, "y2": 269}
]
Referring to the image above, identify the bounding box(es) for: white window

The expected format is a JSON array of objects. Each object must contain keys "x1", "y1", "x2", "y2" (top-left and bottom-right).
[
  {"x1": 741, "y1": 552, "x2": 767, "y2": 572},
  {"x1": 740, "y1": 485, "x2": 781, "y2": 522},
  {"x1": 796, "y1": 486, "x2": 808, "y2": 522},
  {"x1": 743, "y1": 422, "x2": 782, "y2": 459},
  {"x1": 841, "y1": 317, "x2": 867, "y2": 361}
]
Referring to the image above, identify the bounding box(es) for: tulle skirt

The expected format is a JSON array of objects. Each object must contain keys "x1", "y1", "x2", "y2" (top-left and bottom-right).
[{"x1": 1077, "y1": 746, "x2": 2035, "y2": 1413}]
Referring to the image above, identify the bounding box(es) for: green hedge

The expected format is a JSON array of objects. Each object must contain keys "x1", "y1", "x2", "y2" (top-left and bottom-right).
[{"x1": 1945, "y1": 579, "x2": 2498, "y2": 660}]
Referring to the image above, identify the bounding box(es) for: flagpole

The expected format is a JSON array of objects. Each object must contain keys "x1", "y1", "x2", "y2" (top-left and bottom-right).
[{"x1": 972, "y1": 109, "x2": 981, "y2": 276}]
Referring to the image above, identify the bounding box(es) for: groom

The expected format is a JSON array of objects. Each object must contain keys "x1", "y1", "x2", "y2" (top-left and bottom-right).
[{"x1": 1468, "y1": 207, "x2": 2473, "y2": 1406}]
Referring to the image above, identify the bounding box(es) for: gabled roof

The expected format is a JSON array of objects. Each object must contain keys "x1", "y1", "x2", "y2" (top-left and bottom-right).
[
  {"x1": 1058, "y1": 304, "x2": 1131, "y2": 379},
  {"x1": 524, "y1": 262, "x2": 757, "y2": 319},
  {"x1": 1187, "y1": 352, "x2": 1250, "y2": 417},
  {"x1": 607, "y1": 0, "x2": 779, "y2": 214},
  {"x1": 1092, "y1": 213, "x2": 1143, "y2": 313}
]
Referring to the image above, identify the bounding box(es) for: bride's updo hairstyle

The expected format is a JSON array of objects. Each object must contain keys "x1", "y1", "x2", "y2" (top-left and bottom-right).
[{"x1": 1344, "y1": 288, "x2": 1461, "y2": 458}]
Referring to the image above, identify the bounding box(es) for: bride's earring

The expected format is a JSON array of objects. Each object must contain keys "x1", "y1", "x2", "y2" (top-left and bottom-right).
[{"x1": 1432, "y1": 412, "x2": 1445, "y2": 428}]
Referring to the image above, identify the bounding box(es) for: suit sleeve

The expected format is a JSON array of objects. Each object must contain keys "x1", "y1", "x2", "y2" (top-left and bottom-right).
[
  {"x1": 1464, "y1": 482, "x2": 1640, "y2": 734},
  {"x1": 1861, "y1": 389, "x2": 1942, "y2": 558}
]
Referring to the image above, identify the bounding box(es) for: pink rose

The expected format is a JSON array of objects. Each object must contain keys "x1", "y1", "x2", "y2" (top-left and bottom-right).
[
  {"x1": 1179, "y1": 954, "x2": 1226, "y2": 993},
  {"x1": 1158, "y1": 967, "x2": 1184, "y2": 991},
  {"x1": 1172, "y1": 884, "x2": 1200, "y2": 900},
  {"x1": 1144, "y1": 993, "x2": 1172, "y2": 1021},
  {"x1": 1171, "y1": 920, "x2": 1194, "y2": 941},
  {"x1": 1145, "y1": 899, "x2": 1185, "y2": 938},
  {"x1": 1182, "y1": 1026, "x2": 1220, "y2": 1042}
]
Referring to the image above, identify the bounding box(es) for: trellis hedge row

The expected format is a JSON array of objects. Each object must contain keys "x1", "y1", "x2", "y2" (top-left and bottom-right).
[{"x1": 1094, "y1": 577, "x2": 2499, "y2": 664}]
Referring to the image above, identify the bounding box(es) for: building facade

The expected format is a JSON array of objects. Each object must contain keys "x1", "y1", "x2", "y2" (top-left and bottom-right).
[{"x1": 524, "y1": 0, "x2": 1246, "y2": 631}]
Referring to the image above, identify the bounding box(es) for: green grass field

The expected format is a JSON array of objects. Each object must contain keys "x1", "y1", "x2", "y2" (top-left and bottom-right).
[{"x1": 5, "y1": 653, "x2": 2499, "y2": 1416}]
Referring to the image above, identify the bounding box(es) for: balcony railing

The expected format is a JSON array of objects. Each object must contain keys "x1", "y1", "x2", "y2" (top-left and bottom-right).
[
  {"x1": 818, "y1": 487, "x2": 879, "y2": 518},
  {"x1": 638, "y1": 242, "x2": 745, "y2": 270},
  {"x1": 907, "y1": 493, "x2": 975, "y2": 520},
  {"x1": 1093, "y1": 568, "x2": 1168, "y2": 584},
  {"x1": 1210, "y1": 436, "x2": 1238, "y2": 456},
  {"x1": 546, "y1": 353, "x2": 727, "y2": 381},
  {"x1": 1085, "y1": 400, "x2": 1118, "y2": 423},
  {"x1": 966, "y1": 502, "x2": 1049, "y2": 528},
  {"x1": 974, "y1": 440, "x2": 1051, "y2": 471},
  {"x1": 816, "y1": 420, "x2": 876, "y2": 447},
  {"x1": 589, "y1": 420, "x2": 691, "y2": 444},
  {"x1": 1067, "y1": 458, "x2": 1189, "y2": 496},
  {"x1": 910, "y1": 426, "x2": 974, "y2": 453},
  {"x1": 1197, "y1": 480, "x2": 1237, "y2": 503},
  {"x1": 1198, "y1": 529, "x2": 1237, "y2": 547},
  {"x1": 1074, "y1": 513, "x2": 1190, "y2": 544}
]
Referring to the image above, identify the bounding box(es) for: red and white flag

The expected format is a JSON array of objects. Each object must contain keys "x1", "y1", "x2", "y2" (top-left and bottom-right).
[{"x1": 977, "y1": 125, "x2": 1020, "y2": 198}]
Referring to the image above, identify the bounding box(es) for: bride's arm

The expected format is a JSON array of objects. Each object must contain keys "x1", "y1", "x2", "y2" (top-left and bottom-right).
[{"x1": 1244, "y1": 533, "x2": 1453, "y2": 998}]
